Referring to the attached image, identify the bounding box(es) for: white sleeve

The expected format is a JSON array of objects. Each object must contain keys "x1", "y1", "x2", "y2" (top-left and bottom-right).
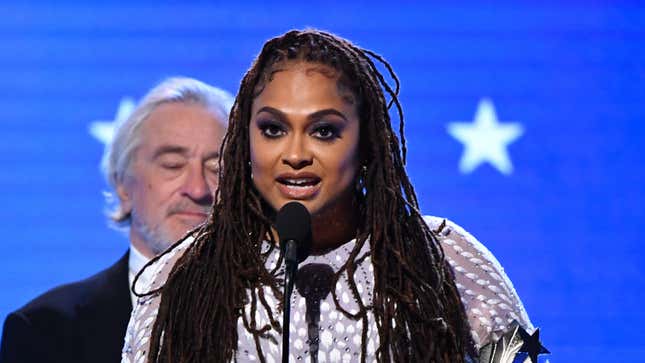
[{"x1": 424, "y1": 216, "x2": 534, "y2": 349}]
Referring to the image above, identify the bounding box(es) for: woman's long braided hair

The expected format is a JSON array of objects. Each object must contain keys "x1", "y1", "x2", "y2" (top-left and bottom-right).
[{"x1": 145, "y1": 29, "x2": 474, "y2": 362}]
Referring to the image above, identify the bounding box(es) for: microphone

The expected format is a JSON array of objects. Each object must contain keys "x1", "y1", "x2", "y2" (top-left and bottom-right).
[
  {"x1": 275, "y1": 202, "x2": 312, "y2": 363},
  {"x1": 295, "y1": 263, "x2": 334, "y2": 363},
  {"x1": 276, "y1": 201, "x2": 312, "y2": 265}
]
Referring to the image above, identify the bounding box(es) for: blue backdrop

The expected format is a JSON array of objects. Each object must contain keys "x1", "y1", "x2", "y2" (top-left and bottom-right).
[{"x1": 1, "y1": 2, "x2": 643, "y2": 362}]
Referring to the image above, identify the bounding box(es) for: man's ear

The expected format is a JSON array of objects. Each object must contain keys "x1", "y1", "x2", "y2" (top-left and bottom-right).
[{"x1": 116, "y1": 181, "x2": 133, "y2": 215}]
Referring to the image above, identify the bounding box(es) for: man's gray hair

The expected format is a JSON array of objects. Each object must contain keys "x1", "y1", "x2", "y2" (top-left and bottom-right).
[{"x1": 102, "y1": 77, "x2": 234, "y2": 225}]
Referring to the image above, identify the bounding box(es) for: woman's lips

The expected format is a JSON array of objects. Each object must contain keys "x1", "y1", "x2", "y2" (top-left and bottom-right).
[{"x1": 276, "y1": 177, "x2": 321, "y2": 200}]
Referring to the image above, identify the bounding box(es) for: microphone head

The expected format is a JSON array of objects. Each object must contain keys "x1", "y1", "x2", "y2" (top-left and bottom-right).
[
  {"x1": 295, "y1": 263, "x2": 335, "y2": 301},
  {"x1": 276, "y1": 201, "x2": 312, "y2": 263}
]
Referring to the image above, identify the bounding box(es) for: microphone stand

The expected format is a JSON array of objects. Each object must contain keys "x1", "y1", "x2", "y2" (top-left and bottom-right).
[
  {"x1": 282, "y1": 239, "x2": 298, "y2": 363},
  {"x1": 295, "y1": 263, "x2": 334, "y2": 363},
  {"x1": 276, "y1": 201, "x2": 312, "y2": 363}
]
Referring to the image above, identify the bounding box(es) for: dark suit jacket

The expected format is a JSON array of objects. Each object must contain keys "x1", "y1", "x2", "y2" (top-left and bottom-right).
[{"x1": 0, "y1": 252, "x2": 132, "y2": 363}]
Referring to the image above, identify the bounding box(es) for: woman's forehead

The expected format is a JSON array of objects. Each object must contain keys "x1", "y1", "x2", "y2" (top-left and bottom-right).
[
  {"x1": 272, "y1": 60, "x2": 337, "y2": 76},
  {"x1": 255, "y1": 60, "x2": 357, "y2": 106}
]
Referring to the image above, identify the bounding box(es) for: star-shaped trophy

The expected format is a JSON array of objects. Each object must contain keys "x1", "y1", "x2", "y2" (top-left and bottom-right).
[
  {"x1": 518, "y1": 327, "x2": 549, "y2": 363},
  {"x1": 478, "y1": 321, "x2": 549, "y2": 363}
]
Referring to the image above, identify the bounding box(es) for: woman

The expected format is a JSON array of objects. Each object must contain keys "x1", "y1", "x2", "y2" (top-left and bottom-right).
[{"x1": 123, "y1": 29, "x2": 535, "y2": 363}]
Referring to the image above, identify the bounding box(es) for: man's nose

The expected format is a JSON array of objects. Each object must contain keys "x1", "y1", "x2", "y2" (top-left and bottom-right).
[
  {"x1": 281, "y1": 134, "x2": 313, "y2": 169},
  {"x1": 181, "y1": 163, "x2": 213, "y2": 204}
]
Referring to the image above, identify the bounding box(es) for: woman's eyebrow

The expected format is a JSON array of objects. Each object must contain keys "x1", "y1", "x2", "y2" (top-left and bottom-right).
[
  {"x1": 307, "y1": 108, "x2": 348, "y2": 122},
  {"x1": 255, "y1": 106, "x2": 286, "y2": 120}
]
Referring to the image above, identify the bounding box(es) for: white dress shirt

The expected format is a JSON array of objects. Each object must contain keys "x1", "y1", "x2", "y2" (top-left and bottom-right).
[{"x1": 127, "y1": 244, "x2": 152, "y2": 307}]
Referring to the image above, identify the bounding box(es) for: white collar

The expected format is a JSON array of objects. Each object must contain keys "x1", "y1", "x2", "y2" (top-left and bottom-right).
[
  {"x1": 128, "y1": 243, "x2": 149, "y2": 277},
  {"x1": 128, "y1": 244, "x2": 151, "y2": 307}
]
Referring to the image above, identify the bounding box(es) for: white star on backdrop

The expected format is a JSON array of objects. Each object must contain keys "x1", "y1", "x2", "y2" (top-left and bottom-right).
[
  {"x1": 447, "y1": 98, "x2": 524, "y2": 175},
  {"x1": 88, "y1": 97, "x2": 136, "y2": 145}
]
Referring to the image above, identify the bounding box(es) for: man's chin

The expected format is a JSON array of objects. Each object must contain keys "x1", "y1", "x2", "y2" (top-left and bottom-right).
[{"x1": 169, "y1": 218, "x2": 207, "y2": 238}]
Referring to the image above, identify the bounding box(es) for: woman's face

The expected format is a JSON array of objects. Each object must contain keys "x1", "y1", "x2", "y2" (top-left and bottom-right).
[{"x1": 249, "y1": 61, "x2": 360, "y2": 218}]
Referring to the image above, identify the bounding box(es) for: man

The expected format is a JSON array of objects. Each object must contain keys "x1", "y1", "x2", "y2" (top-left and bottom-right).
[{"x1": 0, "y1": 77, "x2": 233, "y2": 363}]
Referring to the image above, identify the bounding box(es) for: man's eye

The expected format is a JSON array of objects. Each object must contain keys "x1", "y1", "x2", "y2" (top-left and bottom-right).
[
  {"x1": 205, "y1": 160, "x2": 220, "y2": 173},
  {"x1": 258, "y1": 122, "x2": 285, "y2": 138},
  {"x1": 312, "y1": 125, "x2": 339, "y2": 140},
  {"x1": 158, "y1": 158, "x2": 186, "y2": 170},
  {"x1": 161, "y1": 163, "x2": 183, "y2": 170}
]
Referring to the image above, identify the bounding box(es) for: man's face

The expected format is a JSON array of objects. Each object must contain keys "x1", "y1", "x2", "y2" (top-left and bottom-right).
[{"x1": 117, "y1": 102, "x2": 226, "y2": 258}]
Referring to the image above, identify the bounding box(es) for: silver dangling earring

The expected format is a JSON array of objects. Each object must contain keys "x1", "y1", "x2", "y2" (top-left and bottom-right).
[{"x1": 355, "y1": 165, "x2": 367, "y2": 194}]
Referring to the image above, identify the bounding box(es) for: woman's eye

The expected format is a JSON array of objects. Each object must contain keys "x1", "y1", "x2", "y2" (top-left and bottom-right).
[
  {"x1": 312, "y1": 125, "x2": 339, "y2": 140},
  {"x1": 259, "y1": 122, "x2": 285, "y2": 138}
]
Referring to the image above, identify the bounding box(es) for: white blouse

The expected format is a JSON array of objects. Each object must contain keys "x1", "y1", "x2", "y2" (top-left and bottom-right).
[{"x1": 122, "y1": 216, "x2": 533, "y2": 363}]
